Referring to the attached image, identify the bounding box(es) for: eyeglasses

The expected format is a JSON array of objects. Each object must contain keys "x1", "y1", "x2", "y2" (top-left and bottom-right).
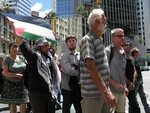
[
  {"x1": 113, "y1": 35, "x2": 125, "y2": 38},
  {"x1": 123, "y1": 44, "x2": 131, "y2": 47}
]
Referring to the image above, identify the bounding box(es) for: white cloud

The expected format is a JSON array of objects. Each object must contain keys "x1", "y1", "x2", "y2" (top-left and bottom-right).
[
  {"x1": 39, "y1": 9, "x2": 52, "y2": 18},
  {"x1": 31, "y1": 2, "x2": 42, "y2": 11},
  {"x1": 31, "y1": 2, "x2": 52, "y2": 18}
]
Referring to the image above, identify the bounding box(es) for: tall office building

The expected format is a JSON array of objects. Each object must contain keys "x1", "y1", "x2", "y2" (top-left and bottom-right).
[
  {"x1": 55, "y1": 0, "x2": 83, "y2": 18},
  {"x1": 51, "y1": 0, "x2": 88, "y2": 52},
  {"x1": 136, "y1": 0, "x2": 150, "y2": 53},
  {"x1": 102, "y1": 0, "x2": 138, "y2": 45},
  {"x1": 2, "y1": 0, "x2": 31, "y2": 16},
  {"x1": 80, "y1": 0, "x2": 137, "y2": 46}
]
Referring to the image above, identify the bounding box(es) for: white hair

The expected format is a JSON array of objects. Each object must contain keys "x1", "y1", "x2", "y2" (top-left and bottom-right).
[
  {"x1": 111, "y1": 28, "x2": 124, "y2": 36},
  {"x1": 87, "y1": 9, "x2": 104, "y2": 29}
]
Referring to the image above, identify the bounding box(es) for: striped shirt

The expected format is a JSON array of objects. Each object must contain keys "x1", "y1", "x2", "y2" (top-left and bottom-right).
[{"x1": 80, "y1": 31, "x2": 110, "y2": 98}]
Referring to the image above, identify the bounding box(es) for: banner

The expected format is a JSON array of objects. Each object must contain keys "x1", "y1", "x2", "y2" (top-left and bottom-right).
[{"x1": 1, "y1": 13, "x2": 57, "y2": 46}]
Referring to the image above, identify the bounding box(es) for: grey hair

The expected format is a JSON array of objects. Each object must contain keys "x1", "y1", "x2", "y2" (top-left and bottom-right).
[
  {"x1": 111, "y1": 28, "x2": 124, "y2": 36},
  {"x1": 87, "y1": 9, "x2": 104, "y2": 29}
]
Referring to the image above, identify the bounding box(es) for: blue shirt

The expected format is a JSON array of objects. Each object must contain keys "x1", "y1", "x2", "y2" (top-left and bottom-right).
[{"x1": 105, "y1": 44, "x2": 126, "y2": 94}]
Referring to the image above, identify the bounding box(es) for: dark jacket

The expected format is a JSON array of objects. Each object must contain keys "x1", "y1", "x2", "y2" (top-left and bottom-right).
[{"x1": 20, "y1": 41, "x2": 50, "y2": 93}]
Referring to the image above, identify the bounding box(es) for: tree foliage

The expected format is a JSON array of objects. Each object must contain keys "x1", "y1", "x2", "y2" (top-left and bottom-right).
[
  {"x1": 44, "y1": 11, "x2": 57, "y2": 19},
  {"x1": 76, "y1": 6, "x2": 89, "y2": 18}
]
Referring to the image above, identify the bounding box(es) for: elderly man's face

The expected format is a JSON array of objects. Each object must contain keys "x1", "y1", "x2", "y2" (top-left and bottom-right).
[
  {"x1": 112, "y1": 30, "x2": 125, "y2": 46},
  {"x1": 97, "y1": 14, "x2": 107, "y2": 34}
]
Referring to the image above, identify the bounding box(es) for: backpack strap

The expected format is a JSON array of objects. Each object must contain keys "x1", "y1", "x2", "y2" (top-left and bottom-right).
[{"x1": 109, "y1": 45, "x2": 114, "y2": 64}]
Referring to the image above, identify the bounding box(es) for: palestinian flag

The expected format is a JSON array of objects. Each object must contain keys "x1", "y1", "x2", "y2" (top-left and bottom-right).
[{"x1": 1, "y1": 13, "x2": 56, "y2": 46}]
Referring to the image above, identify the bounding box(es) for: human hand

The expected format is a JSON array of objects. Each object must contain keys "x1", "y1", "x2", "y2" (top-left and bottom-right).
[
  {"x1": 125, "y1": 87, "x2": 129, "y2": 96},
  {"x1": 103, "y1": 90, "x2": 116, "y2": 108},
  {"x1": 16, "y1": 73, "x2": 23, "y2": 79},
  {"x1": 128, "y1": 83, "x2": 135, "y2": 91},
  {"x1": 8, "y1": 21, "x2": 23, "y2": 45},
  {"x1": 114, "y1": 83, "x2": 124, "y2": 91}
]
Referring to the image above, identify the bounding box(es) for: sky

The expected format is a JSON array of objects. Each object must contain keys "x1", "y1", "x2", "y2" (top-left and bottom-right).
[{"x1": 31, "y1": 0, "x2": 52, "y2": 18}]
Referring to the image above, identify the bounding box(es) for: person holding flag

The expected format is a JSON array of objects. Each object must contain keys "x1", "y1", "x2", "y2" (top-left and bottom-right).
[{"x1": 9, "y1": 21, "x2": 61, "y2": 113}]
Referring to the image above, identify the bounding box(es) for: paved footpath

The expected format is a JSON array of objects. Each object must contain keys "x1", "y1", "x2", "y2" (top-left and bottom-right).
[{"x1": 0, "y1": 71, "x2": 150, "y2": 113}]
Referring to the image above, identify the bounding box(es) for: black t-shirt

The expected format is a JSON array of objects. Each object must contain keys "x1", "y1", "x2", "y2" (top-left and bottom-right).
[{"x1": 125, "y1": 59, "x2": 134, "y2": 82}]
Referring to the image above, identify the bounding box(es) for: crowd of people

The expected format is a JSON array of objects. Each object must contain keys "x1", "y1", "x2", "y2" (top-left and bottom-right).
[{"x1": 0, "y1": 8, "x2": 150, "y2": 113}]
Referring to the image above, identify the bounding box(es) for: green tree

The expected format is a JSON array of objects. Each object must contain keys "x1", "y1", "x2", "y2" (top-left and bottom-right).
[
  {"x1": 135, "y1": 35, "x2": 144, "y2": 44},
  {"x1": 76, "y1": 1, "x2": 94, "y2": 18},
  {"x1": 76, "y1": 6, "x2": 88, "y2": 18},
  {"x1": 44, "y1": 11, "x2": 57, "y2": 19},
  {"x1": 146, "y1": 54, "x2": 150, "y2": 58}
]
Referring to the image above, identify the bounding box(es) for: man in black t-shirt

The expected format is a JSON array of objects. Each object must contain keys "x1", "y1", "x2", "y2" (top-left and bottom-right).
[
  {"x1": 131, "y1": 47, "x2": 150, "y2": 113},
  {"x1": 123, "y1": 41, "x2": 140, "y2": 113}
]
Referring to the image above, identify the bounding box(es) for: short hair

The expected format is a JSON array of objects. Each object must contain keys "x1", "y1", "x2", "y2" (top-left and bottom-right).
[
  {"x1": 65, "y1": 35, "x2": 77, "y2": 43},
  {"x1": 123, "y1": 40, "x2": 132, "y2": 47},
  {"x1": 9, "y1": 42, "x2": 18, "y2": 49},
  {"x1": 131, "y1": 47, "x2": 139, "y2": 57},
  {"x1": 87, "y1": 9, "x2": 104, "y2": 28},
  {"x1": 111, "y1": 28, "x2": 124, "y2": 36}
]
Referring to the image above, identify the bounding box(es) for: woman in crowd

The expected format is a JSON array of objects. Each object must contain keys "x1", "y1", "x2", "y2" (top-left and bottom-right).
[{"x1": 0, "y1": 42, "x2": 28, "y2": 113}]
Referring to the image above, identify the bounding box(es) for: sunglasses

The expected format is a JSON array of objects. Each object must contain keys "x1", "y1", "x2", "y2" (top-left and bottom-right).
[
  {"x1": 113, "y1": 35, "x2": 125, "y2": 38},
  {"x1": 123, "y1": 44, "x2": 131, "y2": 47}
]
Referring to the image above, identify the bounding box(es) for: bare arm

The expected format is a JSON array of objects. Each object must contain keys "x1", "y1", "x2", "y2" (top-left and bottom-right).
[
  {"x1": 132, "y1": 65, "x2": 137, "y2": 84},
  {"x1": 109, "y1": 78, "x2": 124, "y2": 91},
  {"x1": 86, "y1": 58, "x2": 116, "y2": 108},
  {"x1": 9, "y1": 21, "x2": 23, "y2": 45},
  {"x1": 2, "y1": 65, "x2": 23, "y2": 79}
]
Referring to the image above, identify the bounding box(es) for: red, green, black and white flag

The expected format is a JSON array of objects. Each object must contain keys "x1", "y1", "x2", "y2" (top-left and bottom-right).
[{"x1": 1, "y1": 13, "x2": 57, "y2": 46}]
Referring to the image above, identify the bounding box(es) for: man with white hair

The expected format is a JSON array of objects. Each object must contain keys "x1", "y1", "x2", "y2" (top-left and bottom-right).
[{"x1": 80, "y1": 8, "x2": 116, "y2": 113}]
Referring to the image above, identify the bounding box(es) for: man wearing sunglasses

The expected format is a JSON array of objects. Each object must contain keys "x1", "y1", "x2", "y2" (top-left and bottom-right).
[
  {"x1": 123, "y1": 40, "x2": 141, "y2": 113},
  {"x1": 105, "y1": 28, "x2": 128, "y2": 113}
]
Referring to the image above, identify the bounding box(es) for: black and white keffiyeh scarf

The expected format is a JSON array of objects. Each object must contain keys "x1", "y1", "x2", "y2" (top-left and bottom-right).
[{"x1": 36, "y1": 51, "x2": 61, "y2": 98}]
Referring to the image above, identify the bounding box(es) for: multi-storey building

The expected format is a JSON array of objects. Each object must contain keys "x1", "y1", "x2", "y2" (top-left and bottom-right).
[
  {"x1": 54, "y1": 0, "x2": 83, "y2": 18},
  {"x1": 52, "y1": 0, "x2": 148, "y2": 57},
  {"x1": 53, "y1": 0, "x2": 138, "y2": 45},
  {"x1": 84, "y1": 0, "x2": 150, "y2": 54},
  {"x1": 136, "y1": 0, "x2": 150, "y2": 53},
  {"x1": 0, "y1": 13, "x2": 14, "y2": 55},
  {"x1": 1, "y1": 0, "x2": 31, "y2": 16},
  {"x1": 0, "y1": 0, "x2": 32, "y2": 55},
  {"x1": 51, "y1": 0, "x2": 88, "y2": 52},
  {"x1": 101, "y1": 0, "x2": 138, "y2": 46}
]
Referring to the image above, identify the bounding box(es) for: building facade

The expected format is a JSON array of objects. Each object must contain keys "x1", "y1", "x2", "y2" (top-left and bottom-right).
[
  {"x1": 0, "y1": 13, "x2": 14, "y2": 55},
  {"x1": 53, "y1": 0, "x2": 83, "y2": 18},
  {"x1": 55, "y1": 17, "x2": 87, "y2": 52},
  {"x1": 0, "y1": 0, "x2": 32, "y2": 56},
  {"x1": 2, "y1": 0, "x2": 31, "y2": 16},
  {"x1": 136, "y1": 0, "x2": 150, "y2": 53}
]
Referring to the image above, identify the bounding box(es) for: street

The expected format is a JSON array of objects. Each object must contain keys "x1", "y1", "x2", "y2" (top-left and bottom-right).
[{"x1": 0, "y1": 71, "x2": 150, "y2": 113}]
